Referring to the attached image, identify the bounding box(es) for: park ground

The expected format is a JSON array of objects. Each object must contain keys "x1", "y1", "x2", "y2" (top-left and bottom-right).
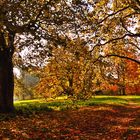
[{"x1": 0, "y1": 96, "x2": 140, "y2": 139}]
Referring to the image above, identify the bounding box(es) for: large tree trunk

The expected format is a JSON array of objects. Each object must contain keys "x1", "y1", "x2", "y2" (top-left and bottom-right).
[{"x1": 0, "y1": 32, "x2": 15, "y2": 113}]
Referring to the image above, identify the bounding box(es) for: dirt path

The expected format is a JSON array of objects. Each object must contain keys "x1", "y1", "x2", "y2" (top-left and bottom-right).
[{"x1": 0, "y1": 104, "x2": 140, "y2": 140}]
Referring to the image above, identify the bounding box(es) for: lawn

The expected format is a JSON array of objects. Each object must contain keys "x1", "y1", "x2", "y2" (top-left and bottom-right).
[
  {"x1": 0, "y1": 96, "x2": 140, "y2": 139},
  {"x1": 14, "y1": 95, "x2": 140, "y2": 112}
]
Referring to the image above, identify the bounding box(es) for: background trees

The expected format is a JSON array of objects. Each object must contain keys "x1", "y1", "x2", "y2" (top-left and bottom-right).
[
  {"x1": 37, "y1": 39, "x2": 140, "y2": 99},
  {"x1": 14, "y1": 69, "x2": 39, "y2": 100}
]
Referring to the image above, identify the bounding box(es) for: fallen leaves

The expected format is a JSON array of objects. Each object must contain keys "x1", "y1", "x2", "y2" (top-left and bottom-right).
[{"x1": 0, "y1": 104, "x2": 140, "y2": 139}]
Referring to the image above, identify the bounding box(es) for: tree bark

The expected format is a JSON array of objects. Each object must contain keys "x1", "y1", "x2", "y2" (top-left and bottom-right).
[
  {"x1": 0, "y1": 32, "x2": 15, "y2": 113},
  {"x1": 121, "y1": 86, "x2": 126, "y2": 95}
]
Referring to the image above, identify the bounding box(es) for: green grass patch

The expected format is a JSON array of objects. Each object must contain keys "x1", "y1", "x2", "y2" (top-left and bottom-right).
[
  {"x1": 14, "y1": 96, "x2": 140, "y2": 113},
  {"x1": 15, "y1": 99, "x2": 53, "y2": 114},
  {"x1": 119, "y1": 96, "x2": 140, "y2": 105}
]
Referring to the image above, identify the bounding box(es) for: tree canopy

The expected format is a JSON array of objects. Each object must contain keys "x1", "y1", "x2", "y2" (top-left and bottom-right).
[
  {"x1": 0, "y1": 0, "x2": 140, "y2": 111},
  {"x1": 1, "y1": 0, "x2": 139, "y2": 65}
]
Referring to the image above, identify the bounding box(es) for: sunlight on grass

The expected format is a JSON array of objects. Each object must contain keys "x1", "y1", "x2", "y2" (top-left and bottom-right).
[{"x1": 14, "y1": 96, "x2": 140, "y2": 113}]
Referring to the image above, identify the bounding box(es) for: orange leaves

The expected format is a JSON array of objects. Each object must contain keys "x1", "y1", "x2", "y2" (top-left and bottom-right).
[
  {"x1": 125, "y1": 61, "x2": 140, "y2": 94},
  {"x1": 1, "y1": 104, "x2": 140, "y2": 139},
  {"x1": 109, "y1": 84, "x2": 119, "y2": 92},
  {"x1": 36, "y1": 40, "x2": 95, "y2": 99}
]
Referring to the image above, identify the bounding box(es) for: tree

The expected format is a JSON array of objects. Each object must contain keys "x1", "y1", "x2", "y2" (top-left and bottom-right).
[
  {"x1": 36, "y1": 39, "x2": 95, "y2": 100},
  {"x1": 98, "y1": 43, "x2": 140, "y2": 95},
  {"x1": 0, "y1": 0, "x2": 140, "y2": 112},
  {"x1": 0, "y1": 0, "x2": 85, "y2": 112},
  {"x1": 0, "y1": 0, "x2": 46, "y2": 112}
]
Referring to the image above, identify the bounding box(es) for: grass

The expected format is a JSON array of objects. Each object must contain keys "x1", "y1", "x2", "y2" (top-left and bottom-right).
[
  {"x1": 14, "y1": 96, "x2": 140, "y2": 113},
  {"x1": 120, "y1": 96, "x2": 140, "y2": 105}
]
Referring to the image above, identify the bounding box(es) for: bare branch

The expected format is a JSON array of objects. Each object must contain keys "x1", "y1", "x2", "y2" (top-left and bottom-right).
[
  {"x1": 91, "y1": 53, "x2": 140, "y2": 65},
  {"x1": 128, "y1": 42, "x2": 140, "y2": 50},
  {"x1": 98, "y1": 6, "x2": 130, "y2": 24},
  {"x1": 102, "y1": 54, "x2": 140, "y2": 65}
]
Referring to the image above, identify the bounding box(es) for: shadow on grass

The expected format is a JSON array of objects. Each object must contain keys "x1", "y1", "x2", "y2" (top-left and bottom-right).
[
  {"x1": 128, "y1": 98, "x2": 140, "y2": 105},
  {"x1": 1, "y1": 96, "x2": 138, "y2": 122},
  {"x1": 12, "y1": 97, "x2": 129, "y2": 116},
  {"x1": 15, "y1": 103, "x2": 53, "y2": 115},
  {"x1": 0, "y1": 105, "x2": 53, "y2": 122},
  {"x1": 77, "y1": 96, "x2": 129, "y2": 106}
]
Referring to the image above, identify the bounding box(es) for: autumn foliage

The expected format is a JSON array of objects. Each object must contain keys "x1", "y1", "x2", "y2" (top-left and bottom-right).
[
  {"x1": 37, "y1": 38, "x2": 140, "y2": 98},
  {"x1": 0, "y1": 0, "x2": 140, "y2": 112},
  {"x1": 36, "y1": 39, "x2": 95, "y2": 99}
]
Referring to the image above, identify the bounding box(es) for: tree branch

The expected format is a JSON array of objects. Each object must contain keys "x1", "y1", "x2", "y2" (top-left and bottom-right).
[
  {"x1": 90, "y1": 33, "x2": 140, "y2": 53},
  {"x1": 103, "y1": 54, "x2": 140, "y2": 65},
  {"x1": 98, "y1": 6, "x2": 130, "y2": 24},
  {"x1": 91, "y1": 54, "x2": 140, "y2": 65}
]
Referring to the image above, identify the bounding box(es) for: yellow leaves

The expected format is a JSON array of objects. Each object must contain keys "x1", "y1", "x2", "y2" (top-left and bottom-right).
[
  {"x1": 47, "y1": 25, "x2": 55, "y2": 32},
  {"x1": 111, "y1": 0, "x2": 129, "y2": 10},
  {"x1": 96, "y1": 0, "x2": 109, "y2": 7},
  {"x1": 36, "y1": 42, "x2": 94, "y2": 99},
  {"x1": 114, "y1": 57, "x2": 121, "y2": 64}
]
